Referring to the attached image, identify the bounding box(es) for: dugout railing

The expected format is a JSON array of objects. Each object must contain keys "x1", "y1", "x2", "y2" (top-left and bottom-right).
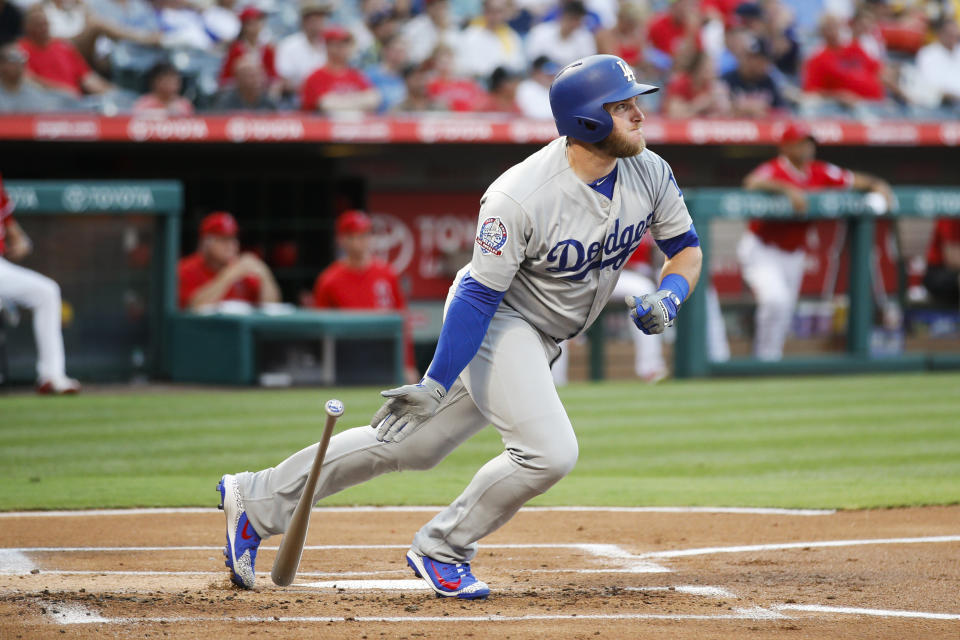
[{"x1": 671, "y1": 187, "x2": 960, "y2": 379}]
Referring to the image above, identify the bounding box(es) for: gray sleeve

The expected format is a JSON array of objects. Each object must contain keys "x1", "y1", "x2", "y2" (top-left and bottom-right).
[
  {"x1": 467, "y1": 190, "x2": 529, "y2": 292},
  {"x1": 650, "y1": 157, "x2": 694, "y2": 241}
]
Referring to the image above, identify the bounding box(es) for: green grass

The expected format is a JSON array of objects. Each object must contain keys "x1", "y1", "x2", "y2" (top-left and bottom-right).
[{"x1": 2, "y1": 372, "x2": 959, "y2": 511}]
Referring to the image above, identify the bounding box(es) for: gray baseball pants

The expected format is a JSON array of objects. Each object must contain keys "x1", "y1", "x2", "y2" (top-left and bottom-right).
[{"x1": 236, "y1": 305, "x2": 577, "y2": 564}]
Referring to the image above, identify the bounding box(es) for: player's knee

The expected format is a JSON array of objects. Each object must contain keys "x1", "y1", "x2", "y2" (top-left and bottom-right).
[
  {"x1": 38, "y1": 277, "x2": 61, "y2": 304},
  {"x1": 512, "y1": 433, "x2": 579, "y2": 484}
]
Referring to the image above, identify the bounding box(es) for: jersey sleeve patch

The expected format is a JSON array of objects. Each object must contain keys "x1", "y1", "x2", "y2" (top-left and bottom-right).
[{"x1": 476, "y1": 216, "x2": 509, "y2": 256}]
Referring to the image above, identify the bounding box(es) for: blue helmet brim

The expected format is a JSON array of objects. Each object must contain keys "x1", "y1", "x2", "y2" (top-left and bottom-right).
[{"x1": 601, "y1": 82, "x2": 659, "y2": 107}]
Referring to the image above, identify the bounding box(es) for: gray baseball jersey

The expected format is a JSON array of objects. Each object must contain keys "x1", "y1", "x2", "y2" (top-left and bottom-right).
[{"x1": 467, "y1": 137, "x2": 693, "y2": 341}]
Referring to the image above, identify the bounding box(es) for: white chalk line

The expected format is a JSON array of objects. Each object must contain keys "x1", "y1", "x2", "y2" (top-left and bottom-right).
[
  {"x1": 0, "y1": 505, "x2": 835, "y2": 518},
  {"x1": 43, "y1": 603, "x2": 787, "y2": 625},
  {"x1": 638, "y1": 535, "x2": 960, "y2": 559},
  {"x1": 625, "y1": 586, "x2": 738, "y2": 599},
  {"x1": 2, "y1": 542, "x2": 668, "y2": 576},
  {"x1": 12, "y1": 570, "x2": 407, "y2": 577},
  {"x1": 776, "y1": 604, "x2": 960, "y2": 621}
]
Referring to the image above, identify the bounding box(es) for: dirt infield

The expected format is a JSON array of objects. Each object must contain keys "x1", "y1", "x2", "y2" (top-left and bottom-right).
[{"x1": 1, "y1": 506, "x2": 958, "y2": 639}]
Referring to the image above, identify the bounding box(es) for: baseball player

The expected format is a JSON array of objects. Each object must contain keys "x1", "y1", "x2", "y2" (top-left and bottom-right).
[
  {"x1": 178, "y1": 211, "x2": 281, "y2": 310},
  {"x1": 740, "y1": 122, "x2": 894, "y2": 360},
  {"x1": 0, "y1": 173, "x2": 80, "y2": 394},
  {"x1": 312, "y1": 209, "x2": 419, "y2": 383},
  {"x1": 215, "y1": 55, "x2": 702, "y2": 599}
]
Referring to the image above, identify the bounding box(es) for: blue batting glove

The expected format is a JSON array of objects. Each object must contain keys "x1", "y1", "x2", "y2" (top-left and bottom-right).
[{"x1": 626, "y1": 290, "x2": 681, "y2": 335}]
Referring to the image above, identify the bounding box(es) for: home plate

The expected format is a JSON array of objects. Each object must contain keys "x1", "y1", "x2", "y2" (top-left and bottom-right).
[{"x1": 300, "y1": 580, "x2": 430, "y2": 590}]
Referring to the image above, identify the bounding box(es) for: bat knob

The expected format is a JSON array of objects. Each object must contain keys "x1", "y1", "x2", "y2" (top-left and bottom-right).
[{"x1": 325, "y1": 399, "x2": 345, "y2": 417}]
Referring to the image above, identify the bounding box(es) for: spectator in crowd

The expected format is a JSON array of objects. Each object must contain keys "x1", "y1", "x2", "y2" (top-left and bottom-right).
[
  {"x1": 132, "y1": 60, "x2": 193, "y2": 116},
  {"x1": 849, "y1": 6, "x2": 908, "y2": 105},
  {"x1": 154, "y1": 0, "x2": 224, "y2": 51},
  {"x1": 663, "y1": 49, "x2": 731, "y2": 117},
  {"x1": 457, "y1": 0, "x2": 526, "y2": 79},
  {"x1": 802, "y1": 12, "x2": 886, "y2": 110},
  {"x1": 647, "y1": 0, "x2": 702, "y2": 61},
  {"x1": 427, "y1": 42, "x2": 489, "y2": 111},
  {"x1": 738, "y1": 0, "x2": 801, "y2": 77},
  {"x1": 300, "y1": 26, "x2": 379, "y2": 113},
  {"x1": 606, "y1": 1, "x2": 670, "y2": 81},
  {"x1": 400, "y1": 0, "x2": 458, "y2": 65},
  {"x1": 202, "y1": 0, "x2": 240, "y2": 46},
  {"x1": 515, "y1": 54, "x2": 557, "y2": 119},
  {"x1": 312, "y1": 209, "x2": 419, "y2": 384},
  {"x1": 0, "y1": 0, "x2": 23, "y2": 47},
  {"x1": 0, "y1": 42, "x2": 69, "y2": 110},
  {"x1": 722, "y1": 34, "x2": 787, "y2": 117},
  {"x1": 178, "y1": 211, "x2": 280, "y2": 311},
  {"x1": 393, "y1": 61, "x2": 444, "y2": 111},
  {"x1": 18, "y1": 5, "x2": 112, "y2": 96},
  {"x1": 923, "y1": 218, "x2": 960, "y2": 308},
  {"x1": 480, "y1": 64, "x2": 520, "y2": 112},
  {"x1": 219, "y1": 8, "x2": 277, "y2": 89},
  {"x1": 211, "y1": 53, "x2": 277, "y2": 111},
  {"x1": 913, "y1": 16, "x2": 960, "y2": 108},
  {"x1": 356, "y1": 7, "x2": 403, "y2": 68},
  {"x1": 364, "y1": 32, "x2": 408, "y2": 113},
  {"x1": 0, "y1": 172, "x2": 81, "y2": 394},
  {"x1": 739, "y1": 122, "x2": 893, "y2": 360},
  {"x1": 525, "y1": 0, "x2": 596, "y2": 66},
  {"x1": 275, "y1": 0, "x2": 331, "y2": 94},
  {"x1": 42, "y1": 0, "x2": 160, "y2": 67}
]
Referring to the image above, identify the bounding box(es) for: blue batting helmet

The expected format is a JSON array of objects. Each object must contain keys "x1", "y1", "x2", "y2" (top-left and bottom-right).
[{"x1": 549, "y1": 55, "x2": 659, "y2": 144}]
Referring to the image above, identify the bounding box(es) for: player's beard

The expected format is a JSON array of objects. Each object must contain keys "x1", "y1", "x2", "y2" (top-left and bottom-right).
[{"x1": 595, "y1": 127, "x2": 646, "y2": 158}]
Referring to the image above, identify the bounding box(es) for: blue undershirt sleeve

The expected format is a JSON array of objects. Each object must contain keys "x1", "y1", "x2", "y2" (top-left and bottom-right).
[
  {"x1": 425, "y1": 274, "x2": 506, "y2": 391},
  {"x1": 654, "y1": 225, "x2": 700, "y2": 259}
]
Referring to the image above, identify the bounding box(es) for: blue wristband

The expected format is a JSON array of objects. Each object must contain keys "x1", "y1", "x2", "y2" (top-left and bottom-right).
[{"x1": 659, "y1": 273, "x2": 690, "y2": 304}]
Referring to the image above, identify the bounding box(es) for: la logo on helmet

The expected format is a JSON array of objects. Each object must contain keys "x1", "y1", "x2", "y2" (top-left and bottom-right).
[{"x1": 616, "y1": 60, "x2": 635, "y2": 83}]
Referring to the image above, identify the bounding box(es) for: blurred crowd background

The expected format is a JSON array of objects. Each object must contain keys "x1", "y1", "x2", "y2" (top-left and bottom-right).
[{"x1": 0, "y1": 0, "x2": 959, "y2": 118}]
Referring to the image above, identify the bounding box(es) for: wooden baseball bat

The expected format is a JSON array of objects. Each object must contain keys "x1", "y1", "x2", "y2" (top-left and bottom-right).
[{"x1": 270, "y1": 398, "x2": 344, "y2": 587}]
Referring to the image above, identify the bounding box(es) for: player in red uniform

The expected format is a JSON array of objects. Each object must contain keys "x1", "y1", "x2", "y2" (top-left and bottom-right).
[
  {"x1": 0, "y1": 173, "x2": 80, "y2": 393},
  {"x1": 923, "y1": 219, "x2": 960, "y2": 308},
  {"x1": 313, "y1": 210, "x2": 419, "y2": 383},
  {"x1": 178, "y1": 211, "x2": 281, "y2": 310},
  {"x1": 739, "y1": 122, "x2": 893, "y2": 360}
]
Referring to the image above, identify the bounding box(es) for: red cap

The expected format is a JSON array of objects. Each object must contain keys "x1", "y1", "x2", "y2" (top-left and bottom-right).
[
  {"x1": 336, "y1": 210, "x2": 372, "y2": 235},
  {"x1": 324, "y1": 25, "x2": 353, "y2": 42},
  {"x1": 238, "y1": 7, "x2": 265, "y2": 21},
  {"x1": 200, "y1": 211, "x2": 239, "y2": 237},
  {"x1": 778, "y1": 122, "x2": 816, "y2": 145}
]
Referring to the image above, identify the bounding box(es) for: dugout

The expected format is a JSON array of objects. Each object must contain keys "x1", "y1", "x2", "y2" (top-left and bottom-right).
[{"x1": 2, "y1": 115, "x2": 960, "y2": 382}]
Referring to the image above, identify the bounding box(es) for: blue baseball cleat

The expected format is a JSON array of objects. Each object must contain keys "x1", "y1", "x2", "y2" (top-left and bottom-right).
[
  {"x1": 406, "y1": 550, "x2": 490, "y2": 599},
  {"x1": 217, "y1": 474, "x2": 261, "y2": 589}
]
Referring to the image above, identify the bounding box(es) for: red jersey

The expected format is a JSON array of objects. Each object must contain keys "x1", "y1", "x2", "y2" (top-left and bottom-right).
[
  {"x1": 300, "y1": 66, "x2": 373, "y2": 111},
  {"x1": 177, "y1": 252, "x2": 261, "y2": 309},
  {"x1": 802, "y1": 42, "x2": 885, "y2": 101},
  {"x1": 747, "y1": 156, "x2": 854, "y2": 252},
  {"x1": 0, "y1": 174, "x2": 14, "y2": 257},
  {"x1": 18, "y1": 37, "x2": 90, "y2": 95},
  {"x1": 219, "y1": 40, "x2": 278, "y2": 85},
  {"x1": 647, "y1": 12, "x2": 701, "y2": 56},
  {"x1": 313, "y1": 259, "x2": 415, "y2": 369},
  {"x1": 427, "y1": 77, "x2": 488, "y2": 112},
  {"x1": 926, "y1": 219, "x2": 960, "y2": 268}
]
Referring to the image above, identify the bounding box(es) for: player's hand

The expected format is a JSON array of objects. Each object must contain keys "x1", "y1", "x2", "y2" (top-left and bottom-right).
[
  {"x1": 626, "y1": 291, "x2": 681, "y2": 336},
  {"x1": 785, "y1": 187, "x2": 808, "y2": 214},
  {"x1": 371, "y1": 376, "x2": 446, "y2": 443}
]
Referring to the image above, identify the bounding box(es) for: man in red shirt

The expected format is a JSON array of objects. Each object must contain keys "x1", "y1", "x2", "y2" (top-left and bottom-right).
[
  {"x1": 300, "y1": 26, "x2": 379, "y2": 113},
  {"x1": 313, "y1": 210, "x2": 418, "y2": 383},
  {"x1": 647, "y1": 0, "x2": 702, "y2": 58},
  {"x1": 17, "y1": 4, "x2": 110, "y2": 96},
  {"x1": 802, "y1": 13, "x2": 885, "y2": 107},
  {"x1": 739, "y1": 121, "x2": 893, "y2": 360},
  {"x1": 923, "y1": 219, "x2": 960, "y2": 308},
  {"x1": 0, "y1": 173, "x2": 80, "y2": 393},
  {"x1": 178, "y1": 211, "x2": 280, "y2": 310}
]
